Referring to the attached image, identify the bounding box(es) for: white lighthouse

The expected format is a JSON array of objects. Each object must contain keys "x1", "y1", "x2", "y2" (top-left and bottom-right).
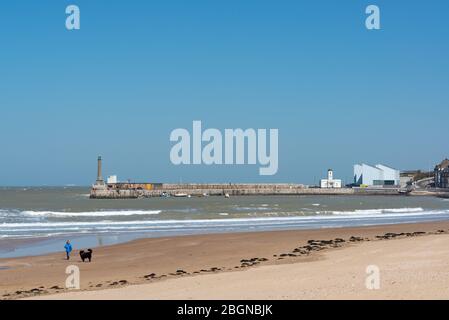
[
  {"x1": 327, "y1": 169, "x2": 333, "y2": 180},
  {"x1": 320, "y1": 169, "x2": 342, "y2": 188}
]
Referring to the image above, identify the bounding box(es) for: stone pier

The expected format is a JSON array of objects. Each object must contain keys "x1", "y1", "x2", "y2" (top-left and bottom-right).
[{"x1": 88, "y1": 183, "x2": 408, "y2": 199}]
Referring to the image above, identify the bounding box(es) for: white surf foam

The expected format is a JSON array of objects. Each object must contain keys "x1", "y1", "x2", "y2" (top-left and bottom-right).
[
  {"x1": 21, "y1": 210, "x2": 162, "y2": 217},
  {"x1": 330, "y1": 208, "x2": 424, "y2": 215},
  {"x1": 2, "y1": 207, "x2": 449, "y2": 239},
  {"x1": 1, "y1": 208, "x2": 446, "y2": 230}
]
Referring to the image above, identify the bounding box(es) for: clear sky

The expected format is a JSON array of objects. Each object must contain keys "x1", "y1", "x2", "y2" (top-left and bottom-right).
[{"x1": 1, "y1": 0, "x2": 448, "y2": 186}]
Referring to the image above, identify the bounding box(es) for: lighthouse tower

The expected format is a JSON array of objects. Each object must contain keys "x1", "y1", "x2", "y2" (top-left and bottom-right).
[
  {"x1": 327, "y1": 169, "x2": 334, "y2": 181},
  {"x1": 92, "y1": 156, "x2": 106, "y2": 190},
  {"x1": 96, "y1": 156, "x2": 105, "y2": 185}
]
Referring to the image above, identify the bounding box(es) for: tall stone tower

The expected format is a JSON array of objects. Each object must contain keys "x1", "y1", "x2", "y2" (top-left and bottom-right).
[
  {"x1": 91, "y1": 155, "x2": 107, "y2": 197},
  {"x1": 96, "y1": 156, "x2": 105, "y2": 185}
]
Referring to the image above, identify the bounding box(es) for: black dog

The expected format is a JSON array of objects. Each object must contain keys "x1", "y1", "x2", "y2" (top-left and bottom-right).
[{"x1": 79, "y1": 249, "x2": 93, "y2": 262}]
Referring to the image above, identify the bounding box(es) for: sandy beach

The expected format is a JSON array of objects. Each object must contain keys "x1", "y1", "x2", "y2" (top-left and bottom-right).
[{"x1": 1, "y1": 221, "x2": 449, "y2": 300}]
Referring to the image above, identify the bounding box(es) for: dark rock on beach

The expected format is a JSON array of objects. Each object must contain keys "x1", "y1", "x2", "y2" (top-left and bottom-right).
[
  {"x1": 50, "y1": 286, "x2": 63, "y2": 290},
  {"x1": 349, "y1": 236, "x2": 364, "y2": 242}
]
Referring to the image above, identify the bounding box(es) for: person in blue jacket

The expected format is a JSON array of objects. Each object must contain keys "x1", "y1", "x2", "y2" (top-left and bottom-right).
[{"x1": 64, "y1": 240, "x2": 72, "y2": 260}]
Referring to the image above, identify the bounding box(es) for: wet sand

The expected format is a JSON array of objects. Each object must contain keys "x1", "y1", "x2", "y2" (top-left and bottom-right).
[{"x1": 1, "y1": 221, "x2": 449, "y2": 300}]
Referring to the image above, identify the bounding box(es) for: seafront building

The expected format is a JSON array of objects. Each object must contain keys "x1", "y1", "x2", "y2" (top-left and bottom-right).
[
  {"x1": 107, "y1": 175, "x2": 118, "y2": 184},
  {"x1": 320, "y1": 169, "x2": 342, "y2": 188},
  {"x1": 434, "y1": 159, "x2": 449, "y2": 189},
  {"x1": 354, "y1": 163, "x2": 400, "y2": 186}
]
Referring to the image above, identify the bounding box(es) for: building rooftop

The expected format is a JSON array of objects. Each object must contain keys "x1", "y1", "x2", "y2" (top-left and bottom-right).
[
  {"x1": 375, "y1": 164, "x2": 398, "y2": 171},
  {"x1": 436, "y1": 159, "x2": 449, "y2": 170},
  {"x1": 355, "y1": 163, "x2": 399, "y2": 171}
]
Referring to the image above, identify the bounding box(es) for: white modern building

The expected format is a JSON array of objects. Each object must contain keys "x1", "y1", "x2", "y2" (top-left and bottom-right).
[
  {"x1": 107, "y1": 175, "x2": 118, "y2": 184},
  {"x1": 320, "y1": 169, "x2": 342, "y2": 188},
  {"x1": 354, "y1": 163, "x2": 400, "y2": 186}
]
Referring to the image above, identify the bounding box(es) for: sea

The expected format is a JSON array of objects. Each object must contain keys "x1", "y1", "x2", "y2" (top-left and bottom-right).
[{"x1": 1, "y1": 187, "x2": 449, "y2": 258}]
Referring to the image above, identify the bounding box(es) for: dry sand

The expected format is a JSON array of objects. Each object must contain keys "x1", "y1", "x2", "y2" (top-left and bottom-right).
[{"x1": 1, "y1": 221, "x2": 449, "y2": 300}]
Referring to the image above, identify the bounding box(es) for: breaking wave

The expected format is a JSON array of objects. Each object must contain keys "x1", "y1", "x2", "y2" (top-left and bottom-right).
[
  {"x1": 329, "y1": 208, "x2": 424, "y2": 215},
  {"x1": 1, "y1": 205, "x2": 449, "y2": 241},
  {"x1": 21, "y1": 210, "x2": 162, "y2": 217}
]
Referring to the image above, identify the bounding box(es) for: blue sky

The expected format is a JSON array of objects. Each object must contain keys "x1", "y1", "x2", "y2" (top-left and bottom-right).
[{"x1": 0, "y1": 0, "x2": 448, "y2": 186}]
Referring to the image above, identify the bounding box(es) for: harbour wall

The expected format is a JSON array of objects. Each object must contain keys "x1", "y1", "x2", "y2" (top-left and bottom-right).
[{"x1": 89, "y1": 183, "x2": 406, "y2": 199}]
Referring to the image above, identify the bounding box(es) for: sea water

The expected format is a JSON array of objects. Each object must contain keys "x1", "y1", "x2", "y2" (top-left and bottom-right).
[{"x1": 1, "y1": 187, "x2": 449, "y2": 258}]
